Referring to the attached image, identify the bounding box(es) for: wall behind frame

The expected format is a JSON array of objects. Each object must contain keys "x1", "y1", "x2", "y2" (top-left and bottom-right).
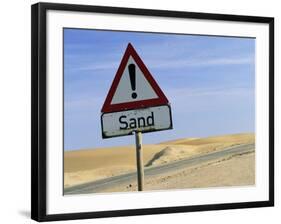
[{"x1": 0, "y1": 0, "x2": 279, "y2": 223}]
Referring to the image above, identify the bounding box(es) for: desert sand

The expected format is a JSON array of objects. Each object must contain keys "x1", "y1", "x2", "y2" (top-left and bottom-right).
[{"x1": 64, "y1": 133, "x2": 255, "y2": 189}]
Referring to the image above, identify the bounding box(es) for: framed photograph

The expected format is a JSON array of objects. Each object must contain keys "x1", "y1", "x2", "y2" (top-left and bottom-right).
[{"x1": 31, "y1": 2, "x2": 274, "y2": 222}]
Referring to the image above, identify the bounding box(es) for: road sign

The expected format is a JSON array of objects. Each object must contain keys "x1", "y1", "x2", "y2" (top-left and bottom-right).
[
  {"x1": 100, "y1": 43, "x2": 173, "y2": 191},
  {"x1": 101, "y1": 105, "x2": 172, "y2": 138},
  {"x1": 101, "y1": 43, "x2": 169, "y2": 113},
  {"x1": 101, "y1": 43, "x2": 173, "y2": 138}
]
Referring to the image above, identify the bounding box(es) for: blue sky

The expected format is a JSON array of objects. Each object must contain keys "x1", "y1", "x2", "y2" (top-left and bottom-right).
[{"x1": 64, "y1": 29, "x2": 255, "y2": 151}]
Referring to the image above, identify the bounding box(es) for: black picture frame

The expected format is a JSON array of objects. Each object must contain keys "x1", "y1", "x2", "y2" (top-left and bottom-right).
[{"x1": 31, "y1": 2, "x2": 274, "y2": 222}]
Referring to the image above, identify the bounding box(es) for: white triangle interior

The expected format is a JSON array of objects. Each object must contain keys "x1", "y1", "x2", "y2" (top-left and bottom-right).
[{"x1": 111, "y1": 56, "x2": 158, "y2": 104}]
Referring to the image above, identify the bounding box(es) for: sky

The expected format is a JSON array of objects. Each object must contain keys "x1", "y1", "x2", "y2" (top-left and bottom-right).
[{"x1": 64, "y1": 28, "x2": 255, "y2": 151}]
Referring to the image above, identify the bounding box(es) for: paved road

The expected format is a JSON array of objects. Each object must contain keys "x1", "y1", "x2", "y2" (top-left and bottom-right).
[{"x1": 64, "y1": 143, "x2": 255, "y2": 195}]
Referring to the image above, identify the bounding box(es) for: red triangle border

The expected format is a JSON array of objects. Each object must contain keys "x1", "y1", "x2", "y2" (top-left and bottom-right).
[{"x1": 101, "y1": 43, "x2": 169, "y2": 113}]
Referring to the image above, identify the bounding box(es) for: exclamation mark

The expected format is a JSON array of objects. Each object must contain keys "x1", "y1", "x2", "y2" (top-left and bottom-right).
[{"x1": 128, "y1": 64, "x2": 137, "y2": 99}]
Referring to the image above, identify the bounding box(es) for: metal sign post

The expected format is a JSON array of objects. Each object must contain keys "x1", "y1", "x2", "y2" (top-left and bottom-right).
[{"x1": 134, "y1": 131, "x2": 144, "y2": 191}]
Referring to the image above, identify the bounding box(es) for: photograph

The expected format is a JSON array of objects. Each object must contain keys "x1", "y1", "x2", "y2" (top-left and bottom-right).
[{"x1": 63, "y1": 28, "x2": 256, "y2": 195}]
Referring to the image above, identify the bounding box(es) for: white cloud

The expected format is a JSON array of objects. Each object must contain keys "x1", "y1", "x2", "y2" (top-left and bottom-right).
[
  {"x1": 64, "y1": 36, "x2": 254, "y2": 73},
  {"x1": 65, "y1": 96, "x2": 104, "y2": 111},
  {"x1": 64, "y1": 86, "x2": 254, "y2": 113},
  {"x1": 77, "y1": 62, "x2": 119, "y2": 71},
  {"x1": 147, "y1": 56, "x2": 254, "y2": 69},
  {"x1": 66, "y1": 55, "x2": 253, "y2": 74},
  {"x1": 166, "y1": 86, "x2": 254, "y2": 102}
]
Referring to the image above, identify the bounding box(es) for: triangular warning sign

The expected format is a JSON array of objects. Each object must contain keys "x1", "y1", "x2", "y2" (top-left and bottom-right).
[{"x1": 101, "y1": 43, "x2": 169, "y2": 113}]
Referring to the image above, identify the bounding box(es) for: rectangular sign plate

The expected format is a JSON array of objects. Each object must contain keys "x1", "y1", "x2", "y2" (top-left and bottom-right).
[{"x1": 101, "y1": 105, "x2": 172, "y2": 138}]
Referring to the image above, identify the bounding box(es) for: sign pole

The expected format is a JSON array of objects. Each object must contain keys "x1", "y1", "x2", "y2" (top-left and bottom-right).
[{"x1": 135, "y1": 131, "x2": 144, "y2": 191}]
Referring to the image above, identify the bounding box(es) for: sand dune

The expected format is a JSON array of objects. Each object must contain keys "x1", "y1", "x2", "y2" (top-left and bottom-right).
[
  {"x1": 64, "y1": 133, "x2": 254, "y2": 188},
  {"x1": 64, "y1": 144, "x2": 165, "y2": 187}
]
